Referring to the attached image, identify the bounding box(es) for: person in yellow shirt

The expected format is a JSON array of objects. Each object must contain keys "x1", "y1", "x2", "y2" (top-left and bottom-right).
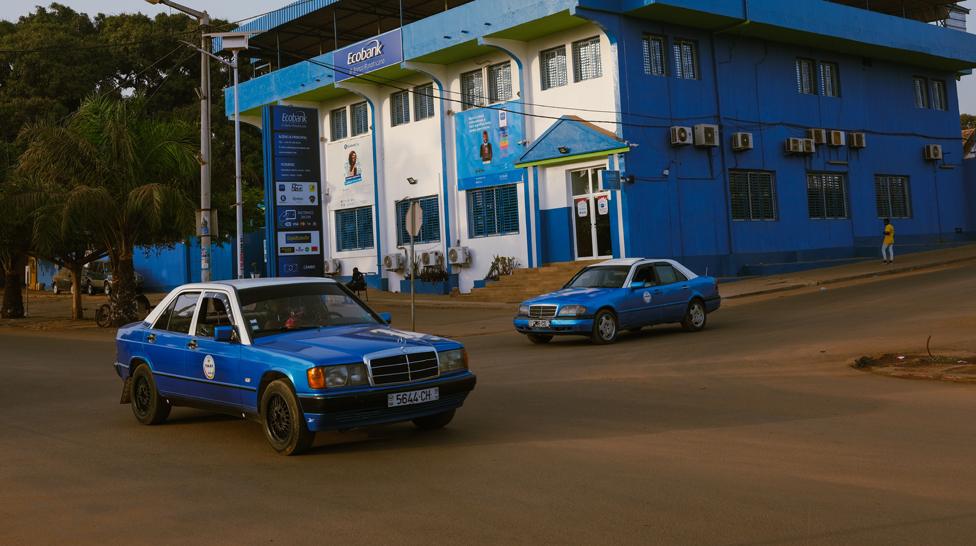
[{"x1": 882, "y1": 218, "x2": 895, "y2": 264}]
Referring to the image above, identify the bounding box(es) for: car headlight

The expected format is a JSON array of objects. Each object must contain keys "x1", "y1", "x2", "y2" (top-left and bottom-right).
[
  {"x1": 518, "y1": 304, "x2": 529, "y2": 316},
  {"x1": 438, "y1": 348, "x2": 468, "y2": 373},
  {"x1": 557, "y1": 305, "x2": 587, "y2": 317},
  {"x1": 307, "y1": 363, "x2": 369, "y2": 389}
]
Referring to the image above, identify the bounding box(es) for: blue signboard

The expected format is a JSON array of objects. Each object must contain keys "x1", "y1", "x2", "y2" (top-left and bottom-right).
[
  {"x1": 266, "y1": 105, "x2": 324, "y2": 278},
  {"x1": 333, "y1": 29, "x2": 403, "y2": 82},
  {"x1": 600, "y1": 170, "x2": 621, "y2": 191},
  {"x1": 455, "y1": 102, "x2": 526, "y2": 191}
]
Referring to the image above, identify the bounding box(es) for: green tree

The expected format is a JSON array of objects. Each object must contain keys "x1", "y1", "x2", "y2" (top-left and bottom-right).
[
  {"x1": 18, "y1": 94, "x2": 198, "y2": 324},
  {"x1": 963, "y1": 113, "x2": 975, "y2": 130},
  {"x1": 0, "y1": 177, "x2": 32, "y2": 318}
]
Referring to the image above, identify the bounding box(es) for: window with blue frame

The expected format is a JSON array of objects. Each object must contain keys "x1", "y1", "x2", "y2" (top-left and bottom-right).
[
  {"x1": 467, "y1": 185, "x2": 520, "y2": 238},
  {"x1": 335, "y1": 206, "x2": 374, "y2": 251},
  {"x1": 396, "y1": 196, "x2": 441, "y2": 245}
]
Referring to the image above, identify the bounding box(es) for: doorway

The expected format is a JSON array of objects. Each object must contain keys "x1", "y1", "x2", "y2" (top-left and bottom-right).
[{"x1": 570, "y1": 167, "x2": 613, "y2": 260}]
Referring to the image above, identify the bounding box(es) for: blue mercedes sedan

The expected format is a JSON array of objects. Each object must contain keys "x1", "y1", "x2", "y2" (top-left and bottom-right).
[
  {"x1": 514, "y1": 259, "x2": 721, "y2": 344},
  {"x1": 114, "y1": 278, "x2": 476, "y2": 455}
]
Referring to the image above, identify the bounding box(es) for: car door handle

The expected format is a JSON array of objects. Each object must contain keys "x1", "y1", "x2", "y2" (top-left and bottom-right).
[
  {"x1": 681, "y1": 285, "x2": 689, "y2": 290},
  {"x1": 146, "y1": 333, "x2": 156, "y2": 344},
  {"x1": 187, "y1": 340, "x2": 198, "y2": 350}
]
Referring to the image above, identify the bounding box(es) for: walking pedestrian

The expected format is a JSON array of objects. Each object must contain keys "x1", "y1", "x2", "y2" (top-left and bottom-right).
[{"x1": 881, "y1": 218, "x2": 895, "y2": 264}]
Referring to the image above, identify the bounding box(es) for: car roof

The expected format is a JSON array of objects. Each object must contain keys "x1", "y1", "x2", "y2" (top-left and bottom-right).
[
  {"x1": 589, "y1": 258, "x2": 700, "y2": 279},
  {"x1": 176, "y1": 277, "x2": 337, "y2": 291}
]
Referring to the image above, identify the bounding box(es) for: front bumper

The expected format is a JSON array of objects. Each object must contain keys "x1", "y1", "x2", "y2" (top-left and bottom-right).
[
  {"x1": 513, "y1": 316, "x2": 594, "y2": 335},
  {"x1": 298, "y1": 372, "x2": 476, "y2": 432}
]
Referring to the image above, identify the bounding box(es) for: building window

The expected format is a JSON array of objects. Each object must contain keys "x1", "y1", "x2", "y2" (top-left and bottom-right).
[
  {"x1": 932, "y1": 80, "x2": 948, "y2": 111},
  {"x1": 642, "y1": 35, "x2": 666, "y2": 76},
  {"x1": 796, "y1": 58, "x2": 817, "y2": 95},
  {"x1": 729, "y1": 170, "x2": 776, "y2": 221},
  {"x1": 335, "y1": 206, "x2": 374, "y2": 251},
  {"x1": 413, "y1": 83, "x2": 435, "y2": 121},
  {"x1": 351, "y1": 102, "x2": 369, "y2": 136},
  {"x1": 396, "y1": 196, "x2": 441, "y2": 245},
  {"x1": 819, "y1": 62, "x2": 840, "y2": 97},
  {"x1": 467, "y1": 185, "x2": 520, "y2": 238},
  {"x1": 875, "y1": 175, "x2": 912, "y2": 219},
  {"x1": 913, "y1": 77, "x2": 929, "y2": 109},
  {"x1": 487, "y1": 61, "x2": 513, "y2": 103},
  {"x1": 461, "y1": 69, "x2": 485, "y2": 111},
  {"x1": 806, "y1": 173, "x2": 849, "y2": 219},
  {"x1": 329, "y1": 107, "x2": 347, "y2": 141},
  {"x1": 391, "y1": 90, "x2": 410, "y2": 127},
  {"x1": 540, "y1": 45, "x2": 567, "y2": 90},
  {"x1": 572, "y1": 37, "x2": 602, "y2": 82},
  {"x1": 673, "y1": 39, "x2": 699, "y2": 80}
]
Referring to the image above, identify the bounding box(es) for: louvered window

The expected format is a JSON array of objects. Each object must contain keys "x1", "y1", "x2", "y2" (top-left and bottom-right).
[
  {"x1": 729, "y1": 171, "x2": 777, "y2": 221},
  {"x1": 875, "y1": 175, "x2": 911, "y2": 219},
  {"x1": 932, "y1": 80, "x2": 948, "y2": 111},
  {"x1": 673, "y1": 39, "x2": 698, "y2": 80},
  {"x1": 396, "y1": 196, "x2": 441, "y2": 245},
  {"x1": 461, "y1": 69, "x2": 485, "y2": 110},
  {"x1": 642, "y1": 35, "x2": 666, "y2": 76},
  {"x1": 796, "y1": 58, "x2": 817, "y2": 95},
  {"x1": 330, "y1": 107, "x2": 347, "y2": 141},
  {"x1": 820, "y1": 62, "x2": 840, "y2": 97},
  {"x1": 468, "y1": 185, "x2": 520, "y2": 238},
  {"x1": 487, "y1": 61, "x2": 513, "y2": 103},
  {"x1": 540, "y1": 46, "x2": 567, "y2": 90},
  {"x1": 807, "y1": 173, "x2": 848, "y2": 219},
  {"x1": 413, "y1": 83, "x2": 435, "y2": 121},
  {"x1": 335, "y1": 206, "x2": 374, "y2": 251},
  {"x1": 572, "y1": 37, "x2": 602, "y2": 82},
  {"x1": 351, "y1": 102, "x2": 369, "y2": 136},
  {"x1": 913, "y1": 77, "x2": 929, "y2": 109},
  {"x1": 391, "y1": 90, "x2": 410, "y2": 127}
]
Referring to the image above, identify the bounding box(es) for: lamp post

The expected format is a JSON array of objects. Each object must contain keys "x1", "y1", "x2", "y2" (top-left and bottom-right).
[{"x1": 144, "y1": 0, "x2": 212, "y2": 282}]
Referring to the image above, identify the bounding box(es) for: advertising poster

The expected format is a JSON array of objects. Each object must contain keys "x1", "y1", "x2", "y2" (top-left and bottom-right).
[
  {"x1": 267, "y1": 105, "x2": 324, "y2": 277},
  {"x1": 455, "y1": 101, "x2": 525, "y2": 191},
  {"x1": 327, "y1": 137, "x2": 374, "y2": 210}
]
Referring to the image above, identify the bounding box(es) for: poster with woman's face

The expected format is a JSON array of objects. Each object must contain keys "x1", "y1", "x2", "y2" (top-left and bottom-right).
[{"x1": 345, "y1": 150, "x2": 363, "y2": 185}]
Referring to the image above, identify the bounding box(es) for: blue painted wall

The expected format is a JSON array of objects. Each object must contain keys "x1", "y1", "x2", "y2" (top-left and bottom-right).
[
  {"x1": 540, "y1": 207, "x2": 574, "y2": 264},
  {"x1": 134, "y1": 232, "x2": 267, "y2": 291}
]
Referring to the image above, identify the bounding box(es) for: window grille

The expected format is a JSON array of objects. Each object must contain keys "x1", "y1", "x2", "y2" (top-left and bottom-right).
[
  {"x1": 807, "y1": 173, "x2": 849, "y2": 219},
  {"x1": 351, "y1": 102, "x2": 369, "y2": 136},
  {"x1": 796, "y1": 58, "x2": 817, "y2": 95},
  {"x1": 487, "y1": 62, "x2": 513, "y2": 103},
  {"x1": 413, "y1": 83, "x2": 435, "y2": 121},
  {"x1": 335, "y1": 206, "x2": 374, "y2": 251},
  {"x1": 540, "y1": 46, "x2": 568, "y2": 90},
  {"x1": 729, "y1": 171, "x2": 777, "y2": 221},
  {"x1": 396, "y1": 196, "x2": 441, "y2": 245},
  {"x1": 673, "y1": 39, "x2": 698, "y2": 80},
  {"x1": 330, "y1": 107, "x2": 347, "y2": 141},
  {"x1": 874, "y1": 175, "x2": 911, "y2": 219},
  {"x1": 468, "y1": 185, "x2": 520, "y2": 237},
  {"x1": 391, "y1": 90, "x2": 410, "y2": 127},
  {"x1": 572, "y1": 37, "x2": 603, "y2": 82},
  {"x1": 461, "y1": 69, "x2": 485, "y2": 110},
  {"x1": 642, "y1": 35, "x2": 666, "y2": 76}
]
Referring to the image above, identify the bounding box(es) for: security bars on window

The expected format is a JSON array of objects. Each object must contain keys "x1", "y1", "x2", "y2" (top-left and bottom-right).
[
  {"x1": 572, "y1": 37, "x2": 602, "y2": 82},
  {"x1": 540, "y1": 46, "x2": 567, "y2": 90}
]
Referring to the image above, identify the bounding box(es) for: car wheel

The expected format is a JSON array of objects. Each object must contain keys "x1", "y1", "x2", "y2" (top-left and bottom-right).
[
  {"x1": 130, "y1": 365, "x2": 171, "y2": 425},
  {"x1": 261, "y1": 380, "x2": 315, "y2": 456},
  {"x1": 681, "y1": 299, "x2": 707, "y2": 332},
  {"x1": 591, "y1": 309, "x2": 618, "y2": 344},
  {"x1": 413, "y1": 409, "x2": 456, "y2": 430},
  {"x1": 526, "y1": 333, "x2": 553, "y2": 345}
]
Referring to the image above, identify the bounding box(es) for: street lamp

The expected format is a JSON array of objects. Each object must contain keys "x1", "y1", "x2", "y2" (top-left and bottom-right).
[{"x1": 144, "y1": 0, "x2": 213, "y2": 282}]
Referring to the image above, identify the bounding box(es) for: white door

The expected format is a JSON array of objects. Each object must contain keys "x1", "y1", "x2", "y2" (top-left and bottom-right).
[{"x1": 570, "y1": 168, "x2": 613, "y2": 260}]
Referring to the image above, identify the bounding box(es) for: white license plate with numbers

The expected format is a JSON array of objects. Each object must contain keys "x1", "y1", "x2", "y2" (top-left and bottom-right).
[
  {"x1": 388, "y1": 387, "x2": 439, "y2": 407},
  {"x1": 529, "y1": 320, "x2": 551, "y2": 328}
]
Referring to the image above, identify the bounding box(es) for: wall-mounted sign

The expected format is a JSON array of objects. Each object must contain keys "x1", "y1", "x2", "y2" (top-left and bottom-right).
[
  {"x1": 600, "y1": 170, "x2": 621, "y2": 191},
  {"x1": 327, "y1": 137, "x2": 374, "y2": 210},
  {"x1": 333, "y1": 29, "x2": 403, "y2": 82},
  {"x1": 455, "y1": 102, "x2": 526, "y2": 191},
  {"x1": 597, "y1": 195, "x2": 610, "y2": 216},
  {"x1": 576, "y1": 198, "x2": 589, "y2": 218}
]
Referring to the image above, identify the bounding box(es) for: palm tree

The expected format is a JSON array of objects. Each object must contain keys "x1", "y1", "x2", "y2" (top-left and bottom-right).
[
  {"x1": 18, "y1": 94, "x2": 198, "y2": 324},
  {"x1": 0, "y1": 177, "x2": 32, "y2": 318}
]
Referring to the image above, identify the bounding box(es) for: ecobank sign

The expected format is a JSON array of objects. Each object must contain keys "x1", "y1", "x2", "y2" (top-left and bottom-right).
[{"x1": 334, "y1": 29, "x2": 403, "y2": 82}]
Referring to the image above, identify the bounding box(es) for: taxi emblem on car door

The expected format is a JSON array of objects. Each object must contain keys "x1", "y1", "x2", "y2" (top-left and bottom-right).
[{"x1": 203, "y1": 355, "x2": 216, "y2": 380}]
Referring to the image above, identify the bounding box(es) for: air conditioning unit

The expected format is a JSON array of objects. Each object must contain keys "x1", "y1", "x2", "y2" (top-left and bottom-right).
[
  {"x1": 924, "y1": 144, "x2": 943, "y2": 161},
  {"x1": 828, "y1": 130, "x2": 846, "y2": 147},
  {"x1": 420, "y1": 250, "x2": 444, "y2": 267},
  {"x1": 448, "y1": 246, "x2": 471, "y2": 266},
  {"x1": 802, "y1": 138, "x2": 816, "y2": 154},
  {"x1": 383, "y1": 252, "x2": 405, "y2": 272},
  {"x1": 731, "y1": 132, "x2": 753, "y2": 152},
  {"x1": 323, "y1": 258, "x2": 342, "y2": 274},
  {"x1": 694, "y1": 124, "x2": 720, "y2": 147},
  {"x1": 848, "y1": 132, "x2": 867, "y2": 149},
  {"x1": 785, "y1": 137, "x2": 805, "y2": 154},
  {"x1": 807, "y1": 128, "x2": 828, "y2": 145},
  {"x1": 670, "y1": 126, "x2": 693, "y2": 146}
]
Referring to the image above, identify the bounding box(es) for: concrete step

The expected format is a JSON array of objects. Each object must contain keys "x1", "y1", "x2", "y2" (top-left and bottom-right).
[{"x1": 464, "y1": 260, "x2": 602, "y2": 303}]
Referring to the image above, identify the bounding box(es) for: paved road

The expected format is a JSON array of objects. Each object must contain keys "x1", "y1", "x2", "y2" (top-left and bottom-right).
[{"x1": 1, "y1": 266, "x2": 975, "y2": 545}]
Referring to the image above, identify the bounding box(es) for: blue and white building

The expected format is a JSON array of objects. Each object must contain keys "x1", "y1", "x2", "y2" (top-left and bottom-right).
[{"x1": 225, "y1": 0, "x2": 976, "y2": 293}]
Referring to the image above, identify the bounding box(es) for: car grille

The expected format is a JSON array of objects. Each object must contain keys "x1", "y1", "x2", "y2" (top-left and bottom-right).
[
  {"x1": 367, "y1": 350, "x2": 439, "y2": 386},
  {"x1": 529, "y1": 305, "x2": 558, "y2": 319}
]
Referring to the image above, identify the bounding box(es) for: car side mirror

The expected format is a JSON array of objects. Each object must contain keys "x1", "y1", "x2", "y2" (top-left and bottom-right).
[
  {"x1": 378, "y1": 312, "x2": 392, "y2": 324},
  {"x1": 214, "y1": 325, "x2": 237, "y2": 343}
]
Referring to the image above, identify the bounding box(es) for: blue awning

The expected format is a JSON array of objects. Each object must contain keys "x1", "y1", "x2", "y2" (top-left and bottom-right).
[{"x1": 516, "y1": 115, "x2": 630, "y2": 168}]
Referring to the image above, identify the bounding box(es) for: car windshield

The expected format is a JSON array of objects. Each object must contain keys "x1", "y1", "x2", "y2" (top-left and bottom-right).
[
  {"x1": 237, "y1": 282, "x2": 380, "y2": 338},
  {"x1": 565, "y1": 266, "x2": 631, "y2": 289}
]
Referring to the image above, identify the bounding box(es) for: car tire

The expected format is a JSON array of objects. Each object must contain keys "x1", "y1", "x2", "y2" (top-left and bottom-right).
[
  {"x1": 261, "y1": 379, "x2": 315, "y2": 456},
  {"x1": 130, "y1": 365, "x2": 171, "y2": 425},
  {"x1": 681, "y1": 299, "x2": 707, "y2": 332},
  {"x1": 526, "y1": 333, "x2": 553, "y2": 345},
  {"x1": 413, "y1": 409, "x2": 456, "y2": 430},
  {"x1": 591, "y1": 309, "x2": 619, "y2": 344}
]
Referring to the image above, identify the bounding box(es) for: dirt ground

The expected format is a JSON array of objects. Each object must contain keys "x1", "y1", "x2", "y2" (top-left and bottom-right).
[{"x1": 854, "y1": 352, "x2": 976, "y2": 383}]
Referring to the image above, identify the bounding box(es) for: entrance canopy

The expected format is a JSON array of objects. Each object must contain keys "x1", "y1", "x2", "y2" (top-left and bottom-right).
[{"x1": 517, "y1": 116, "x2": 630, "y2": 169}]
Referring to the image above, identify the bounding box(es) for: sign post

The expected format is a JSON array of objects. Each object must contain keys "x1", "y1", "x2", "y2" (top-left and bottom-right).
[{"x1": 405, "y1": 200, "x2": 423, "y2": 331}]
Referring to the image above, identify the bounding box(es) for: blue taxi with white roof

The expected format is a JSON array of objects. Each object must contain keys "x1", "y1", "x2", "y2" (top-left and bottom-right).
[
  {"x1": 114, "y1": 278, "x2": 476, "y2": 455},
  {"x1": 514, "y1": 259, "x2": 721, "y2": 344}
]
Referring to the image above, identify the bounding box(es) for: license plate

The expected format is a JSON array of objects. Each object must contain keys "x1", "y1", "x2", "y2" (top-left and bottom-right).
[
  {"x1": 529, "y1": 319, "x2": 551, "y2": 328},
  {"x1": 388, "y1": 387, "x2": 439, "y2": 408}
]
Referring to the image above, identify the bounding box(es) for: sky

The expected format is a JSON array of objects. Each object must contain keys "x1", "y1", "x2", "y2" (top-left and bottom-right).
[{"x1": 0, "y1": 0, "x2": 974, "y2": 113}]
